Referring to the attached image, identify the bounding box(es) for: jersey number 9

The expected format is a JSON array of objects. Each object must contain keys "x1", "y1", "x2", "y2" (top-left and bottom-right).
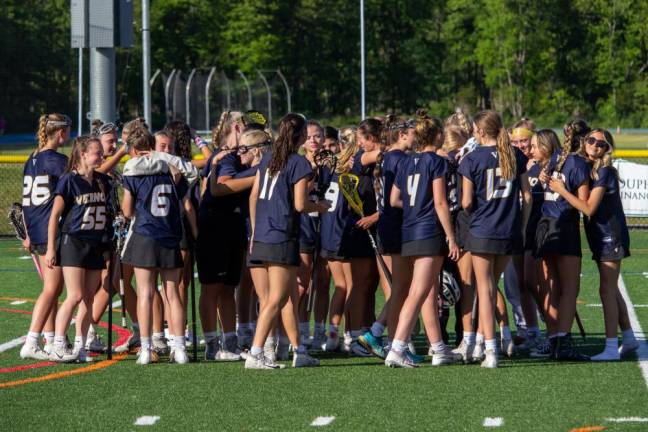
[
  {"x1": 22, "y1": 175, "x2": 50, "y2": 207},
  {"x1": 486, "y1": 168, "x2": 512, "y2": 201}
]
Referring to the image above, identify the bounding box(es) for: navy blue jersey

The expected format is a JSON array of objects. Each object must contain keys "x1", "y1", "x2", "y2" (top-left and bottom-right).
[
  {"x1": 22, "y1": 150, "x2": 68, "y2": 245},
  {"x1": 542, "y1": 152, "x2": 590, "y2": 221},
  {"x1": 526, "y1": 162, "x2": 544, "y2": 238},
  {"x1": 300, "y1": 188, "x2": 320, "y2": 247},
  {"x1": 123, "y1": 172, "x2": 182, "y2": 248},
  {"x1": 320, "y1": 169, "x2": 351, "y2": 253},
  {"x1": 457, "y1": 146, "x2": 528, "y2": 240},
  {"x1": 396, "y1": 151, "x2": 448, "y2": 242},
  {"x1": 199, "y1": 151, "x2": 243, "y2": 214},
  {"x1": 377, "y1": 150, "x2": 406, "y2": 246},
  {"x1": 584, "y1": 166, "x2": 630, "y2": 251},
  {"x1": 252, "y1": 152, "x2": 313, "y2": 244},
  {"x1": 55, "y1": 172, "x2": 112, "y2": 244}
]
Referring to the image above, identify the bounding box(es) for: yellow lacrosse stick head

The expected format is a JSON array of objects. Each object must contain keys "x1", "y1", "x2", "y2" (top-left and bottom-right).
[{"x1": 339, "y1": 173, "x2": 365, "y2": 217}]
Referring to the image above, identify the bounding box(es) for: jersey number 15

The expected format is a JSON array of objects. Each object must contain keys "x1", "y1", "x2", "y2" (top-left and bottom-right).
[{"x1": 486, "y1": 168, "x2": 512, "y2": 201}]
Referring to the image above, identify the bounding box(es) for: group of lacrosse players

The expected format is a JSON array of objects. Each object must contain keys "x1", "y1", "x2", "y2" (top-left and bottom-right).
[{"x1": 17, "y1": 107, "x2": 638, "y2": 369}]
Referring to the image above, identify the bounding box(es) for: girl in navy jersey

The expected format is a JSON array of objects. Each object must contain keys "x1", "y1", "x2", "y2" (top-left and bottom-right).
[
  {"x1": 296, "y1": 120, "x2": 330, "y2": 349},
  {"x1": 384, "y1": 114, "x2": 460, "y2": 368},
  {"x1": 19, "y1": 114, "x2": 70, "y2": 360},
  {"x1": 359, "y1": 115, "x2": 414, "y2": 358},
  {"x1": 549, "y1": 129, "x2": 637, "y2": 361},
  {"x1": 44, "y1": 136, "x2": 110, "y2": 362},
  {"x1": 458, "y1": 110, "x2": 532, "y2": 369},
  {"x1": 245, "y1": 113, "x2": 329, "y2": 369},
  {"x1": 197, "y1": 111, "x2": 248, "y2": 361},
  {"x1": 120, "y1": 129, "x2": 189, "y2": 365},
  {"x1": 534, "y1": 120, "x2": 591, "y2": 361},
  {"x1": 319, "y1": 128, "x2": 357, "y2": 352}
]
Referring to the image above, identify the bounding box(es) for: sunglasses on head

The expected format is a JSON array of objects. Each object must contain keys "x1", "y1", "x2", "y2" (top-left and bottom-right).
[
  {"x1": 236, "y1": 140, "x2": 272, "y2": 155},
  {"x1": 585, "y1": 136, "x2": 610, "y2": 149},
  {"x1": 390, "y1": 119, "x2": 416, "y2": 131},
  {"x1": 92, "y1": 122, "x2": 118, "y2": 137},
  {"x1": 47, "y1": 115, "x2": 72, "y2": 128}
]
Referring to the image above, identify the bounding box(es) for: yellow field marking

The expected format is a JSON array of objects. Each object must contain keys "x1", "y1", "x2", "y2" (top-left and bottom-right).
[
  {"x1": 0, "y1": 352, "x2": 127, "y2": 389},
  {"x1": 569, "y1": 426, "x2": 606, "y2": 432}
]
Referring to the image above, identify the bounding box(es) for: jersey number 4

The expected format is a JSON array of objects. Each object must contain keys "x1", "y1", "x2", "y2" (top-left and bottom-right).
[
  {"x1": 486, "y1": 168, "x2": 512, "y2": 201},
  {"x1": 22, "y1": 175, "x2": 50, "y2": 206},
  {"x1": 407, "y1": 174, "x2": 421, "y2": 206}
]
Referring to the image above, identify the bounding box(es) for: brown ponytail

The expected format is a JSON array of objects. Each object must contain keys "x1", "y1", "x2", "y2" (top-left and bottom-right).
[
  {"x1": 556, "y1": 119, "x2": 590, "y2": 173},
  {"x1": 268, "y1": 113, "x2": 307, "y2": 176},
  {"x1": 414, "y1": 109, "x2": 443, "y2": 151},
  {"x1": 474, "y1": 110, "x2": 516, "y2": 180}
]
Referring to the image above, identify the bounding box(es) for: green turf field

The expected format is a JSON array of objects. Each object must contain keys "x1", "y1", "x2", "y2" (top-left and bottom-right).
[{"x1": 0, "y1": 233, "x2": 647, "y2": 431}]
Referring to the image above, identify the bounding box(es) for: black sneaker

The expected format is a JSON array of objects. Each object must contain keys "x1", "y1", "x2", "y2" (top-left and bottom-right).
[{"x1": 554, "y1": 335, "x2": 590, "y2": 361}]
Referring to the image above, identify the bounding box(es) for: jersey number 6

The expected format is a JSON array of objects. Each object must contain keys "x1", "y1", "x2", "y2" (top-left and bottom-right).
[{"x1": 151, "y1": 184, "x2": 172, "y2": 217}]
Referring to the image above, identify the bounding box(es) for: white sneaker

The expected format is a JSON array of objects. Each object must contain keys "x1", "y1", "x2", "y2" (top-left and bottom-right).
[
  {"x1": 245, "y1": 351, "x2": 278, "y2": 370},
  {"x1": 85, "y1": 333, "x2": 107, "y2": 353},
  {"x1": 49, "y1": 345, "x2": 79, "y2": 363},
  {"x1": 384, "y1": 350, "x2": 418, "y2": 368},
  {"x1": 343, "y1": 333, "x2": 352, "y2": 352},
  {"x1": 170, "y1": 347, "x2": 189, "y2": 364},
  {"x1": 481, "y1": 349, "x2": 498, "y2": 368},
  {"x1": 619, "y1": 339, "x2": 639, "y2": 356},
  {"x1": 325, "y1": 334, "x2": 339, "y2": 352},
  {"x1": 452, "y1": 340, "x2": 475, "y2": 363},
  {"x1": 136, "y1": 348, "x2": 152, "y2": 365},
  {"x1": 215, "y1": 348, "x2": 242, "y2": 362},
  {"x1": 349, "y1": 341, "x2": 372, "y2": 357},
  {"x1": 152, "y1": 336, "x2": 168, "y2": 355},
  {"x1": 74, "y1": 347, "x2": 93, "y2": 363},
  {"x1": 501, "y1": 337, "x2": 515, "y2": 358},
  {"x1": 276, "y1": 339, "x2": 290, "y2": 361},
  {"x1": 431, "y1": 345, "x2": 462, "y2": 366},
  {"x1": 293, "y1": 352, "x2": 320, "y2": 368},
  {"x1": 20, "y1": 343, "x2": 49, "y2": 361},
  {"x1": 264, "y1": 339, "x2": 277, "y2": 363},
  {"x1": 114, "y1": 332, "x2": 141, "y2": 353},
  {"x1": 591, "y1": 349, "x2": 620, "y2": 362},
  {"x1": 472, "y1": 343, "x2": 485, "y2": 362},
  {"x1": 43, "y1": 343, "x2": 53, "y2": 355},
  {"x1": 407, "y1": 341, "x2": 417, "y2": 355}
]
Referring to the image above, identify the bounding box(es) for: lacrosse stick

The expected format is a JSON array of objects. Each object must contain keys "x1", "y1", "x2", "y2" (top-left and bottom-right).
[
  {"x1": 8, "y1": 203, "x2": 43, "y2": 280},
  {"x1": 113, "y1": 216, "x2": 129, "y2": 329},
  {"x1": 338, "y1": 173, "x2": 393, "y2": 290}
]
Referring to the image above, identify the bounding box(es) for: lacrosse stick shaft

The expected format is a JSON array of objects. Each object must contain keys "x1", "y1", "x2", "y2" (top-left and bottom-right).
[
  {"x1": 189, "y1": 249, "x2": 198, "y2": 362},
  {"x1": 31, "y1": 254, "x2": 43, "y2": 280},
  {"x1": 365, "y1": 230, "x2": 393, "y2": 290},
  {"x1": 118, "y1": 261, "x2": 127, "y2": 328},
  {"x1": 470, "y1": 290, "x2": 478, "y2": 331},
  {"x1": 307, "y1": 250, "x2": 318, "y2": 313},
  {"x1": 575, "y1": 310, "x2": 586, "y2": 340},
  {"x1": 107, "y1": 256, "x2": 114, "y2": 360}
]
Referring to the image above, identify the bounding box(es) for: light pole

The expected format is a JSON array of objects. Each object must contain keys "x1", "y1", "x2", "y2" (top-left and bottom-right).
[{"x1": 360, "y1": 0, "x2": 366, "y2": 120}]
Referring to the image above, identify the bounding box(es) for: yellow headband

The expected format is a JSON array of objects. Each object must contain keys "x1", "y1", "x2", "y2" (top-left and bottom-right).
[{"x1": 511, "y1": 127, "x2": 533, "y2": 139}]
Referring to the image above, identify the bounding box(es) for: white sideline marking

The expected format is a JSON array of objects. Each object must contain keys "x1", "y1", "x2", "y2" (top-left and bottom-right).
[
  {"x1": 111, "y1": 300, "x2": 122, "y2": 309},
  {"x1": 134, "y1": 416, "x2": 160, "y2": 426},
  {"x1": 18, "y1": 256, "x2": 31, "y2": 260},
  {"x1": 483, "y1": 417, "x2": 503, "y2": 427},
  {"x1": 0, "y1": 336, "x2": 26, "y2": 353},
  {"x1": 311, "y1": 417, "x2": 335, "y2": 427},
  {"x1": 618, "y1": 275, "x2": 648, "y2": 389},
  {"x1": 605, "y1": 417, "x2": 648, "y2": 423},
  {"x1": 587, "y1": 303, "x2": 648, "y2": 308},
  {"x1": 10, "y1": 300, "x2": 26, "y2": 305}
]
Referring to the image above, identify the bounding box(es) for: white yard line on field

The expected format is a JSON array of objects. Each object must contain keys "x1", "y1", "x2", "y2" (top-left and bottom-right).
[
  {"x1": 483, "y1": 417, "x2": 503, "y2": 427},
  {"x1": 10, "y1": 300, "x2": 26, "y2": 305},
  {"x1": 605, "y1": 417, "x2": 648, "y2": 423},
  {"x1": 134, "y1": 416, "x2": 160, "y2": 426},
  {"x1": 618, "y1": 275, "x2": 648, "y2": 389},
  {"x1": 587, "y1": 303, "x2": 648, "y2": 308},
  {"x1": 0, "y1": 336, "x2": 26, "y2": 353},
  {"x1": 311, "y1": 417, "x2": 335, "y2": 427}
]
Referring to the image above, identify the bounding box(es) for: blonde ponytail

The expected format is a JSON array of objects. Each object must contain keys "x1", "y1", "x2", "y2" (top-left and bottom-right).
[
  {"x1": 496, "y1": 127, "x2": 516, "y2": 180},
  {"x1": 36, "y1": 114, "x2": 48, "y2": 153},
  {"x1": 35, "y1": 113, "x2": 70, "y2": 154}
]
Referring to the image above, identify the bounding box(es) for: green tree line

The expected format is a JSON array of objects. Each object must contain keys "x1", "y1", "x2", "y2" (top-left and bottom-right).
[{"x1": 1, "y1": 0, "x2": 647, "y2": 132}]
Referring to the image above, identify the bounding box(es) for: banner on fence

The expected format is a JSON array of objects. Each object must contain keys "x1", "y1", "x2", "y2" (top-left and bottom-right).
[{"x1": 614, "y1": 159, "x2": 648, "y2": 217}]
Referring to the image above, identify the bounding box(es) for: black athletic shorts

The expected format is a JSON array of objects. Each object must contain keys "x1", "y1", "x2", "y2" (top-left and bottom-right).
[
  {"x1": 320, "y1": 248, "x2": 346, "y2": 261},
  {"x1": 401, "y1": 233, "x2": 447, "y2": 257},
  {"x1": 455, "y1": 210, "x2": 471, "y2": 250},
  {"x1": 591, "y1": 243, "x2": 630, "y2": 262},
  {"x1": 196, "y1": 210, "x2": 246, "y2": 285},
  {"x1": 464, "y1": 232, "x2": 515, "y2": 256},
  {"x1": 299, "y1": 241, "x2": 316, "y2": 255},
  {"x1": 377, "y1": 234, "x2": 401, "y2": 256},
  {"x1": 533, "y1": 216, "x2": 582, "y2": 258},
  {"x1": 30, "y1": 243, "x2": 47, "y2": 256},
  {"x1": 121, "y1": 231, "x2": 183, "y2": 269},
  {"x1": 249, "y1": 240, "x2": 300, "y2": 267},
  {"x1": 58, "y1": 234, "x2": 106, "y2": 270},
  {"x1": 101, "y1": 242, "x2": 113, "y2": 262},
  {"x1": 179, "y1": 215, "x2": 194, "y2": 251},
  {"x1": 340, "y1": 228, "x2": 374, "y2": 259}
]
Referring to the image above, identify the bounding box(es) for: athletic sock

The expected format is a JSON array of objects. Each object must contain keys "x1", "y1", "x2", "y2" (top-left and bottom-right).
[
  {"x1": 73, "y1": 336, "x2": 84, "y2": 350},
  {"x1": 140, "y1": 337, "x2": 151, "y2": 350},
  {"x1": 43, "y1": 331, "x2": 55, "y2": 345},
  {"x1": 153, "y1": 331, "x2": 164, "y2": 340},
  {"x1": 174, "y1": 335, "x2": 185, "y2": 349},
  {"x1": 299, "y1": 322, "x2": 310, "y2": 336},
  {"x1": 204, "y1": 331, "x2": 218, "y2": 343},
  {"x1": 391, "y1": 339, "x2": 407, "y2": 354},
  {"x1": 557, "y1": 331, "x2": 567, "y2": 338},
  {"x1": 27, "y1": 331, "x2": 40, "y2": 346},
  {"x1": 370, "y1": 322, "x2": 385, "y2": 338},
  {"x1": 430, "y1": 341, "x2": 445, "y2": 353},
  {"x1": 350, "y1": 330, "x2": 363, "y2": 340},
  {"x1": 265, "y1": 336, "x2": 276, "y2": 348},
  {"x1": 132, "y1": 322, "x2": 140, "y2": 333},
  {"x1": 296, "y1": 344, "x2": 307, "y2": 354},
  {"x1": 223, "y1": 331, "x2": 236, "y2": 340},
  {"x1": 54, "y1": 336, "x2": 66, "y2": 348},
  {"x1": 605, "y1": 337, "x2": 619, "y2": 350},
  {"x1": 500, "y1": 325, "x2": 512, "y2": 340},
  {"x1": 528, "y1": 326, "x2": 541, "y2": 339},
  {"x1": 314, "y1": 322, "x2": 325, "y2": 334},
  {"x1": 328, "y1": 324, "x2": 338, "y2": 336},
  {"x1": 485, "y1": 339, "x2": 497, "y2": 352},
  {"x1": 250, "y1": 346, "x2": 263, "y2": 356},
  {"x1": 622, "y1": 329, "x2": 637, "y2": 344},
  {"x1": 476, "y1": 333, "x2": 484, "y2": 345},
  {"x1": 463, "y1": 332, "x2": 476, "y2": 345}
]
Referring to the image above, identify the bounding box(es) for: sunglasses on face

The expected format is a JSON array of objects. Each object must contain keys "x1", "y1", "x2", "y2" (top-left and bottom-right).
[{"x1": 585, "y1": 136, "x2": 610, "y2": 149}]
